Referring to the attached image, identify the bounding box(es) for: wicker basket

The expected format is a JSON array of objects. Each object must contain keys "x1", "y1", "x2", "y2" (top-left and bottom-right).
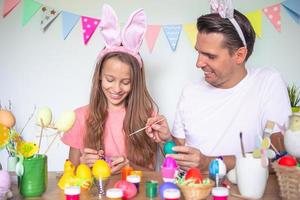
[
  {"x1": 177, "y1": 181, "x2": 214, "y2": 200},
  {"x1": 272, "y1": 161, "x2": 300, "y2": 199}
]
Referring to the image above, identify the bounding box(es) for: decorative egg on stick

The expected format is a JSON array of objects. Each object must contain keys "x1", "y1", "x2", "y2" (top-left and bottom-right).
[
  {"x1": 161, "y1": 157, "x2": 179, "y2": 182},
  {"x1": 284, "y1": 112, "x2": 300, "y2": 158},
  {"x1": 92, "y1": 159, "x2": 111, "y2": 197},
  {"x1": 43, "y1": 110, "x2": 75, "y2": 154},
  {"x1": 0, "y1": 109, "x2": 16, "y2": 128}
]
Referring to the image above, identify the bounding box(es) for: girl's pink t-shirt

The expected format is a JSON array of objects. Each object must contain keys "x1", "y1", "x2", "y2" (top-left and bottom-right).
[{"x1": 61, "y1": 105, "x2": 126, "y2": 157}]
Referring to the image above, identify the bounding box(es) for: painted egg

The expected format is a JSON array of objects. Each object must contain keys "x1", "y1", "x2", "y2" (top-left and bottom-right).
[
  {"x1": 0, "y1": 109, "x2": 16, "y2": 128},
  {"x1": 114, "y1": 180, "x2": 137, "y2": 199},
  {"x1": 159, "y1": 182, "x2": 178, "y2": 198},
  {"x1": 278, "y1": 155, "x2": 297, "y2": 167},
  {"x1": 209, "y1": 157, "x2": 227, "y2": 181},
  {"x1": 92, "y1": 160, "x2": 111, "y2": 179},
  {"x1": 0, "y1": 169, "x2": 11, "y2": 190},
  {"x1": 76, "y1": 163, "x2": 92, "y2": 179},
  {"x1": 185, "y1": 168, "x2": 203, "y2": 183},
  {"x1": 163, "y1": 141, "x2": 177, "y2": 154},
  {"x1": 227, "y1": 168, "x2": 237, "y2": 184},
  {"x1": 36, "y1": 107, "x2": 52, "y2": 126},
  {"x1": 162, "y1": 157, "x2": 178, "y2": 169},
  {"x1": 55, "y1": 111, "x2": 76, "y2": 132}
]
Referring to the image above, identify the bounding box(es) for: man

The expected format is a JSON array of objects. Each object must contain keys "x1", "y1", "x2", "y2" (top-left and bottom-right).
[{"x1": 146, "y1": 8, "x2": 291, "y2": 171}]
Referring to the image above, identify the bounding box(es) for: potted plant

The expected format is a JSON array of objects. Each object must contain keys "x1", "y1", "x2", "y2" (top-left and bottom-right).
[{"x1": 287, "y1": 84, "x2": 300, "y2": 113}]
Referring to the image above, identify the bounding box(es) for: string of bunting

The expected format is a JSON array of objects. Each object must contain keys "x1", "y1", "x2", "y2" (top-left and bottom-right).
[{"x1": 2, "y1": 0, "x2": 300, "y2": 52}]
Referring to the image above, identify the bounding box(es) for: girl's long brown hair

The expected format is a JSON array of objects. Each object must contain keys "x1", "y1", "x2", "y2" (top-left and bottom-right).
[{"x1": 84, "y1": 51, "x2": 158, "y2": 168}]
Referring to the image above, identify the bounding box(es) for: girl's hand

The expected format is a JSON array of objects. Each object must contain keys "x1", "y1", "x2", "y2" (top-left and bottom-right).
[
  {"x1": 110, "y1": 156, "x2": 129, "y2": 175},
  {"x1": 146, "y1": 115, "x2": 172, "y2": 143},
  {"x1": 80, "y1": 148, "x2": 101, "y2": 167}
]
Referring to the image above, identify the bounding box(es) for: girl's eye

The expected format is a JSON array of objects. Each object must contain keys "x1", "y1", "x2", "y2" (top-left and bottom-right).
[
  {"x1": 106, "y1": 77, "x2": 114, "y2": 82},
  {"x1": 122, "y1": 80, "x2": 131, "y2": 85}
]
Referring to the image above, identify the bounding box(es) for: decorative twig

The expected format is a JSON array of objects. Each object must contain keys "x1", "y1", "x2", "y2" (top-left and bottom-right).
[
  {"x1": 240, "y1": 132, "x2": 246, "y2": 158},
  {"x1": 8, "y1": 100, "x2": 12, "y2": 110},
  {"x1": 20, "y1": 105, "x2": 36, "y2": 134},
  {"x1": 37, "y1": 119, "x2": 44, "y2": 154},
  {"x1": 44, "y1": 132, "x2": 60, "y2": 155},
  {"x1": 129, "y1": 118, "x2": 164, "y2": 137}
]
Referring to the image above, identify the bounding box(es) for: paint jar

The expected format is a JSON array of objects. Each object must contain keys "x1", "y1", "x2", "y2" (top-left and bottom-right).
[
  {"x1": 163, "y1": 188, "x2": 180, "y2": 200},
  {"x1": 126, "y1": 175, "x2": 141, "y2": 192},
  {"x1": 130, "y1": 170, "x2": 142, "y2": 178},
  {"x1": 212, "y1": 187, "x2": 229, "y2": 200},
  {"x1": 106, "y1": 188, "x2": 123, "y2": 200},
  {"x1": 121, "y1": 166, "x2": 133, "y2": 180},
  {"x1": 145, "y1": 180, "x2": 158, "y2": 198},
  {"x1": 64, "y1": 186, "x2": 80, "y2": 200}
]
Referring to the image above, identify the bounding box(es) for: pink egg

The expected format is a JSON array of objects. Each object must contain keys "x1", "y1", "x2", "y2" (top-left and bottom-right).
[
  {"x1": 0, "y1": 170, "x2": 11, "y2": 190},
  {"x1": 114, "y1": 180, "x2": 137, "y2": 199},
  {"x1": 162, "y1": 157, "x2": 178, "y2": 169}
]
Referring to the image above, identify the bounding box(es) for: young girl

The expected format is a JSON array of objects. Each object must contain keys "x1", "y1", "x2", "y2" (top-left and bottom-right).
[{"x1": 62, "y1": 4, "x2": 158, "y2": 174}]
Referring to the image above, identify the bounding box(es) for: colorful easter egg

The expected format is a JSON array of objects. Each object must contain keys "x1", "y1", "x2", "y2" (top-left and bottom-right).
[
  {"x1": 36, "y1": 107, "x2": 52, "y2": 127},
  {"x1": 163, "y1": 141, "x2": 177, "y2": 154},
  {"x1": 185, "y1": 168, "x2": 203, "y2": 183},
  {"x1": 209, "y1": 157, "x2": 227, "y2": 181},
  {"x1": 0, "y1": 109, "x2": 15, "y2": 128},
  {"x1": 278, "y1": 155, "x2": 297, "y2": 167},
  {"x1": 92, "y1": 160, "x2": 111, "y2": 179},
  {"x1": 114, "y1": 180, "x2": 137, "y2": 199},
  {"x1": 55, "y1": 111, "x2": 75, "y2": 132},
  {"x1": 0, "y1": 169, "x2": 11, "y2": 191},
  {"x1": 162, "y1": 157, "x2": 178, "y2": 168}
]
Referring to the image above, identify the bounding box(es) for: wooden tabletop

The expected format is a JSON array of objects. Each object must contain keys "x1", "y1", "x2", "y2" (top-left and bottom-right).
[{"x1": 11, "y1": 171, "x2": 281, "y2": 199}]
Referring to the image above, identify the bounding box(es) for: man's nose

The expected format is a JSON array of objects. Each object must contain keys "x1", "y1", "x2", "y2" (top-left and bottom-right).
[{"x1": 196, "y1": 54, "x2": 206, "y2": 68}]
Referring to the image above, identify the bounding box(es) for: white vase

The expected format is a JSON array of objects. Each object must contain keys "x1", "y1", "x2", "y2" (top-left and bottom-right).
[{"x1": 7, "y1": 156, "x2": 18, "y2": 172}]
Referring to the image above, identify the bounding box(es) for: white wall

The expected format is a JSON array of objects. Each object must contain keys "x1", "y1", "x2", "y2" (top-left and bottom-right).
[{"x1": 1, "y1": 0, "x2": 299, "y2": 171}]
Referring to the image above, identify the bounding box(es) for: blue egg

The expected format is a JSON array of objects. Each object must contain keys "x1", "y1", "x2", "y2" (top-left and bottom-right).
[
  {"x1": 208, "y1": 157, "x2": 227, "y2": 182},
  {"x1": 163, "y1": 141, "x2": 177, "y2": 154},
  {"x1": 159, "y1": 182, "x2": 178, "y2": 198}
]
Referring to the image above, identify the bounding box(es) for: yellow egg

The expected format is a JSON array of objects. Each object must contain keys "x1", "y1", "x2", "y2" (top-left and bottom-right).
[
  {"x1": 76, "y1": 164, "x2": 92, "y2": 179},
  {"x1": 55, "y1": 111, "x2": 76, "y2": 132},
  {"x1": 36, "y1": 107, "x2": 52, "y2": 127},
  {"x1": 92, "y1": 160, "x2": 111, "y2": 179},
  {"x1": 0, "y1": 123, "x2": 10, "y2": 148},
  {"x1": 0, "y1": 110, "x2": 16, "y2": 128}
]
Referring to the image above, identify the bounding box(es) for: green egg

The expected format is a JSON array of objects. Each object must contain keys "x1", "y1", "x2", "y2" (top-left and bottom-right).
[{"x1": 163, "y1": 141, "x2": 177, "y2": 154}]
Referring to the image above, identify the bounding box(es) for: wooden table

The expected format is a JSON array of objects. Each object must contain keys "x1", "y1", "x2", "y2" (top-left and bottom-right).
[{"x1": 12, "y1": 172, "x2": 281, "y2": 199}]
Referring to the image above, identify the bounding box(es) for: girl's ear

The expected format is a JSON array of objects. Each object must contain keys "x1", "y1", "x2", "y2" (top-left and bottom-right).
[{"x1": 235, "y1": 47, "x2": 247, "y2": 64}]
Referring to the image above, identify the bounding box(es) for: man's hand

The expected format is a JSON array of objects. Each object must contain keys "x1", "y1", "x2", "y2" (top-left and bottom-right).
[
  {"x1": 167, "y1": 146, "x2": 209, "y2": 171},
  {"x1": 145, "y1": 115, "x2": 172, "y2": 143}
]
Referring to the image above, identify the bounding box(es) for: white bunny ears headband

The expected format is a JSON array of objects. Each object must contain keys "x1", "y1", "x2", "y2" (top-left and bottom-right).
[
  {"x1": 209, "y1": 0, "x2": 247, "y2": 47},
  {"x1": 98, "y1": 4, "x2": 146, "y2": 67}
]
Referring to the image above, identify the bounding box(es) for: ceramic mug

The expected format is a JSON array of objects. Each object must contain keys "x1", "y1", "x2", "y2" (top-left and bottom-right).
[{"x1": 235, "y1": 153, "x2": 268, "y2": 199}]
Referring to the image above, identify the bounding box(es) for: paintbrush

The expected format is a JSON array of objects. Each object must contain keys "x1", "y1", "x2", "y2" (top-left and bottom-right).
[
  {"x1": 129, "y1": 118, "x2": 164, "y2": 137},
  {"x1": 240, "y1": 132, "x2": 246, "y2": 157}
]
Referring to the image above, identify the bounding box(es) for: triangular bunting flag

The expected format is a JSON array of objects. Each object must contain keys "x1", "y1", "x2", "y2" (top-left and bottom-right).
[
  {"x1": 81, "y1": 16, "x2": 100, "y2": 45},
  {"x1": 2, "y1": 0, "x2": 20, "y2": 17},
  {"x1": 40, "y1": 6, "x2": 61, "y2": 32},
  {"x1": 163, "y1": 25, "x2": 182, "y2": 51},
  {"x1": 145, "y1": 25, "x2": 161, "y2": 53},
  {"x1": 183, "y1": 23, "x2": 197, "y2": 47},
  {"x1": 282, "y1": 0, "x2": 300, "y2": 25},
  {"x1": 245, "y1": 10, "x2": 262, "y2": 38},
  {"x1": 22, "y1": 0, "x2": 41, "y2": 26},
  {"x1": 62, "y1": 11, "x2": 80, "y2": 40},
  {"x1": 263, "y1": 4, "x2": 281, "y2": 32}
]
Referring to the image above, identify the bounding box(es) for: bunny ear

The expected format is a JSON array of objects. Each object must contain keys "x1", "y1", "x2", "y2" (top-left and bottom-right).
[
  {"x1": 99, "y1": 4, "x2": 121, "y2": 47},
  {"x1": 121, "y1": 8, "x2": 146, "y2": 53}
]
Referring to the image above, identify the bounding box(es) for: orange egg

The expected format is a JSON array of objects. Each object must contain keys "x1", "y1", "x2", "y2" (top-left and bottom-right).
[{"x1": 0, "y1": 109, "x2": 16, "y2": 128}]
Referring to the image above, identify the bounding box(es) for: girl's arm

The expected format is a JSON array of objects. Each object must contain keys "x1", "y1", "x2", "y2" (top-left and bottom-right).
[{"x1": 69, "y1": 147, "x2": 81, "y2": 167}]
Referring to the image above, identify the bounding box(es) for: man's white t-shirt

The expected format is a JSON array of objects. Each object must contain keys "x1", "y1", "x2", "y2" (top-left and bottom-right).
[{"x1": 172, "y1": 68, "x2": 291, "y2": 156}]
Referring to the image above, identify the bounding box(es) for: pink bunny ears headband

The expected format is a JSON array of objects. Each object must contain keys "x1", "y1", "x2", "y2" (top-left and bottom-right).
[
  {"x1": 98, "y1": 4, "x2": 146, "y2": 67},
  {"x1": 210, "y1": 0, "x2": 247, "y2": 47}
]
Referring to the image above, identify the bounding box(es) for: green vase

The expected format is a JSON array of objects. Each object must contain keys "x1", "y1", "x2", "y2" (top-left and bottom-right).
[{"x1": 19, "y1": 154, "x2": 48, "y2": 197}]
